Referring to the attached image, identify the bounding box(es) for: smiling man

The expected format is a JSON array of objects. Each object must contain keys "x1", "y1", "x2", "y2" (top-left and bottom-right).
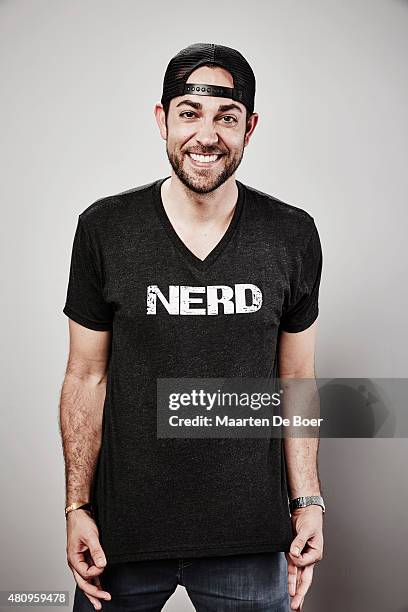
[
  {"x1": 163, "y1": 65, "x2": 250, "y2": 194},
  {"x1": 60, "y1": 43, "x2": 324, "y2": 612}
]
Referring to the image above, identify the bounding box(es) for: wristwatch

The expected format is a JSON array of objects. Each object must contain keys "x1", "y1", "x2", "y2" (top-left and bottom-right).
[
  {"x1": 65, "y1": 501, "x2": 94, "y2": 518},
  {"x1": 289, "y1": 495, "x2": 325, "y2": 515}
]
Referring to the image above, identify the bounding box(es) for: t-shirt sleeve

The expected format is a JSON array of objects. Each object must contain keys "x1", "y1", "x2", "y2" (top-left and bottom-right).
[
  {"x1": 62, "y1": 215, "x2": 114, "y2": 331},
  {"x1": 279, "y1": 221, "x2": 323, "y2": 333}
]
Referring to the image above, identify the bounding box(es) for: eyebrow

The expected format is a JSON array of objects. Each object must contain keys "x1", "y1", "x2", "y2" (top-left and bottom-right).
[{"x1": 175, "y1": 99, "x2": 242, "y2": 113}]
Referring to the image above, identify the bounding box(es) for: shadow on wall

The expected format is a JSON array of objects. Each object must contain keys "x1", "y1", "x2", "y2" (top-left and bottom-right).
[{"x1": 319, "y1": 378, "x2": 397, "y2": 438}]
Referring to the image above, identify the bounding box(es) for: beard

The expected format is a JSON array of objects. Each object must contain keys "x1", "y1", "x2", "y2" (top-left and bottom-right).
[{"x1": 166, "y1": 141, "x2": 245, "y2": 194}]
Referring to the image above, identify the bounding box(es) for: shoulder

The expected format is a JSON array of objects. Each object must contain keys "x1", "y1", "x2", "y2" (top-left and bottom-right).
[
  {"x1": 78, "y1": 179, "x2": 158, "y2": 230},
  {"x1": 241, "y1": 182, "x2": 315, "y2": 229},
  {"x1": 240, "y1": 182, "x2": 319, "y2": 252}
]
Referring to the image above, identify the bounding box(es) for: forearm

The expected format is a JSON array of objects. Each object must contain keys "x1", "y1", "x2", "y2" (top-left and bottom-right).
[
  {"x1": 284, "y1": 437, "x2": 321, "y2": 498},
  {"x1": 282, "y1": 376, "x2": 322, "y2": 498},
  {"x1": 59, "y1": 371, "x2": 107, "y2": 505}
]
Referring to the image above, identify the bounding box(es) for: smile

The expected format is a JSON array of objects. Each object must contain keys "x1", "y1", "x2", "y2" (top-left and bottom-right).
[{"x1": 187, "y1": 153, "x2": 224, "y2": 165}]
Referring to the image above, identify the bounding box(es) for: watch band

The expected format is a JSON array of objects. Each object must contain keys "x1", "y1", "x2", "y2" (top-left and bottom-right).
[
  {"x1": 289, "y1": 495, "x2": 325, "y2": 514},
  {"x1": 65, "y1": 501, "x2": 93, "y2": 518}
]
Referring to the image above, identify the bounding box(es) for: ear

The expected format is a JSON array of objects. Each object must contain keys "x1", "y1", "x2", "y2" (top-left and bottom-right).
[
  {"x1": 154, "y1": 103, "x2": 167, "y2": 141},
  {"x1": 244, "y1": 113, "x2": 259, "y2": 147}
]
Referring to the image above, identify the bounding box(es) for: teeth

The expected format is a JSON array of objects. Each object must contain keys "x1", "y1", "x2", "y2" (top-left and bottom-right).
[{"x1": 189, "y1": 153, "x2": 220, "y2": 163}]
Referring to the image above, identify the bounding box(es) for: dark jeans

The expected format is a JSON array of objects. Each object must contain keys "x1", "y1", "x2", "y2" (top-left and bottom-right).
[{"x1": 73, "y1": 551, "x2": 290, "y2": 611}]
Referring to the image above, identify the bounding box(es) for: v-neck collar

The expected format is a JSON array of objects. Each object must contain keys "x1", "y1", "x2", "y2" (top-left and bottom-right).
[{"x1": 152, "y1": 176, "x2": 245, "y2": 271}]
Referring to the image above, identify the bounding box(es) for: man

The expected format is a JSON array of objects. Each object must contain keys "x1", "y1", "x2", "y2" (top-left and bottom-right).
[{"x1": 60, "y1": 43, "x2": 324, "y2": 612}]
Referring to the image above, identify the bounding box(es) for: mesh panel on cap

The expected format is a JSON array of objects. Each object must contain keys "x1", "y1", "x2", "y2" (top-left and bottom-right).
[{"x1": 161, "y1": 43, "x2": 256, "y2": 114}]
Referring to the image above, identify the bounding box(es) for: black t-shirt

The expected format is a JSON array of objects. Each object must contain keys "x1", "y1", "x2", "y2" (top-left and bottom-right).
[{"x1": 63, "y1": 177, "x2": 323, "y2": 563}]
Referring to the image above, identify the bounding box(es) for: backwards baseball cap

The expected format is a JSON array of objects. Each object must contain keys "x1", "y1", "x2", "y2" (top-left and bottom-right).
[{"x1": 161, "y1": 43, "x2": 256, "y2": 114}]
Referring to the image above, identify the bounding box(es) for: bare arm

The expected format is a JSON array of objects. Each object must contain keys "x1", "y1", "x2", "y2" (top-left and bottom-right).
[
  {"x1": 278, "y1": 319, "x2": 324, "y2": 612},
  {"x1": 279, "y1": 320, "x2": 321, "y2": 498},
  {"x1": 59, "y1": 319, "x2": 111, "y2": 506},
  {"x1": 59, "y1": 319, "x2": 112, "y2": 609}
]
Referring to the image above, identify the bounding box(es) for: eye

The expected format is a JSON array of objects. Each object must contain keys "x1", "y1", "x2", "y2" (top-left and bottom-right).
[
  {"x1": 179, "y1": 111, "x2": 197, "y2": 119},
  {"x1": 179, "y1": 111, "x2": 238, "y2": 123}
]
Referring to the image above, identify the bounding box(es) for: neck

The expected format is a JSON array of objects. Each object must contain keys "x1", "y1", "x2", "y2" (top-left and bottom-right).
[{"x1": 161, "y1": 172, "x2": 238, "y2": 224}]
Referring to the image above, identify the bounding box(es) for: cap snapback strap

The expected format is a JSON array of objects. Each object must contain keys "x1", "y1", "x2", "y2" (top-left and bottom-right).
[{"x1": 183, "y1": 83, "x2": 244, "y2": 102}]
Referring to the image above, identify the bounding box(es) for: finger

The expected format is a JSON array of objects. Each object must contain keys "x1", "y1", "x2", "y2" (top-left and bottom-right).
[
  {"x1": 85, "y1": 592, "x2": 103, "y2": 611},
  {"x1": 293, "y1": 596, "x2": 305, "y2": 612},
  {"x1": 286, "y1": 556, "x2": 298, "y2": 597},
  {"x1": 84, "y1": 535, "x2": 107, "y2": 569},
  {"x1": 296, "y1": 566, "x2": 303, "y2": 592},
  {"x1": 70, "y1": 553, "x2": 104, "y2": 581},
  {"x1": 291, "y1": 536, "x2": 323, "y2": 567},
  {"x1": 291, "y1": 564, "x2": 314, "y2": 609},
  {"x1": 82, "y1": 550, "x2": 106, "y2": 578},
  {"x1": 68, "y1": 547, "x2": 93, "y2": 580},
  {"x1": 302, "y1": 536, "x2": 323, "y2": 565},
  {"x1": 290, "y1": 533, "x2": 308, "y2": 558},
  {"x1": 291, "y1": 565, "x2": 303, "y2": 608},
  {"x1": 296, "y1": 548, "x2": 322, "y2": 566},
  {"x1": 72, "y1": 567, "x2": 107, "y2": 599},
  {"x1": 289, "y1": 536, "x2": 323, "y2": 568},
  {"x1": 290, "y1": 592, "x2": 302, "y2": 612},
  {"x1": 72, "y1": 567, "x2": 111, "y2": 601},
  {"x1": 84, "y1": 564, "x2": 105, "y2": 578},
  {"x1": 93, "y1": 575, "x2": 102, "y2": 588},
  {"x1": 84, "y1": 573, "x2": 108, "y2": 610}
]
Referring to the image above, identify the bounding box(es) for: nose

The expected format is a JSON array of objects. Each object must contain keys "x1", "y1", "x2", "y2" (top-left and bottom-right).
[{"x1": 195, "y1": 118, "x2": 219, "y2": 148}]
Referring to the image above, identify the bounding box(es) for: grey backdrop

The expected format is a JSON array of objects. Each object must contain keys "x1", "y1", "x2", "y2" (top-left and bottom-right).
[{"x1": 1, "y1": 0, "x2": 407, "y2": 611}]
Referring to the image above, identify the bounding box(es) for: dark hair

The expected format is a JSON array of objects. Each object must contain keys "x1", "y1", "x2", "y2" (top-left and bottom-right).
[{"x1": 162, "y1": 99, "x2": 253, "y2": 133}]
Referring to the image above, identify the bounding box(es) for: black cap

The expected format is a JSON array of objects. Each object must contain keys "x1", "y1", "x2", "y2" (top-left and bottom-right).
[{"x1": 161, "y1": 43, "x2": 256, "y2": 114}]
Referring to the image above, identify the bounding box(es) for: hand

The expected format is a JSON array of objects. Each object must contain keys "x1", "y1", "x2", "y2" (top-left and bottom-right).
[
  {"x1": 285, "y1": 505, "x2": 324, "y2": 611},
  {"x1": 66, "y1": 509, "x2": 112, "y2": 610}
]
